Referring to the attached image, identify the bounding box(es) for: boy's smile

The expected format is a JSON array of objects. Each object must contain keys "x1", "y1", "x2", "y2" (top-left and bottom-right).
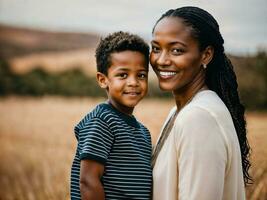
[{"x1": 99, "y1": 50, "x2": 148, "y2": 115}]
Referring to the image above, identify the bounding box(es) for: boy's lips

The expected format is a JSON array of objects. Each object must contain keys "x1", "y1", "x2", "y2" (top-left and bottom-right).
[{"x1": 123, "y1": 91, "x2": 141, "y2": 96}]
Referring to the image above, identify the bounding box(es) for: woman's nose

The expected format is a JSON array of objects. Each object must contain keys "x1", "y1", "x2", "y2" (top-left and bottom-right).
[{"x1": 157, "y1": 51, "x2": 171, "y2": 66}]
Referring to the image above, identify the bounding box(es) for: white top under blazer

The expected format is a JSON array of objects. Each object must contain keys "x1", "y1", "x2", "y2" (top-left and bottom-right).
[{"x1": 152, "y1": 90, "x2": 246, "y2": 200}]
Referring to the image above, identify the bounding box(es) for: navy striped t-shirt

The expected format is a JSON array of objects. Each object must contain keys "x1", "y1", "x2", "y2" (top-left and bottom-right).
[{"x1": 70, "y1": 102, "x2": 152, "y2": 199}]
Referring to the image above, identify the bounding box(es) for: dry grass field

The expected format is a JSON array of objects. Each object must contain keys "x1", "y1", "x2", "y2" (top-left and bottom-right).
[{"x1": 0, "y1": 96, "x2": 266, "y2": 200}]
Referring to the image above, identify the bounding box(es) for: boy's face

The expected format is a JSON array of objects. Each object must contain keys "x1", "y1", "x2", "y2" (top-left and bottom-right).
[{"x1": 98, "y1": 50, "x2": 148, "y2": 115}]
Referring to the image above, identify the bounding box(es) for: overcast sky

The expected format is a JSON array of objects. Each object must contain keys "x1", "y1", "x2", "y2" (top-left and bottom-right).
[{"x1": 0, "y1": 0, "x2": 266, "y2": 54}]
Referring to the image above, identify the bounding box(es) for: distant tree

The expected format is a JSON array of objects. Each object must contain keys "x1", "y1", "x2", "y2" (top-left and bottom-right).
[{"x1": 0, "y1": 59, "x2": 16, "y2": 95}]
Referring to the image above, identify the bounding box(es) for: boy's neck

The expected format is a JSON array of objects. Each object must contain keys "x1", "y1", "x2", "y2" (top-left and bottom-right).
[{"x1": 107, "y1": 100, "x2": 134, "y2": 116}]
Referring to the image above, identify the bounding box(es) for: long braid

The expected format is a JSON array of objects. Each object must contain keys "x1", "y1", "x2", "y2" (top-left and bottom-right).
[
  {"x1": 153, "y1": 6, "x2": 252, "y2": 185},
  {"x1": 207, "y1": 53, "x2": 252, "y2": 184}
]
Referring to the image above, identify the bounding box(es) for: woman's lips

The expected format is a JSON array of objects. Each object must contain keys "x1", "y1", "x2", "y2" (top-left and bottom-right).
[{"x1": 158, "y1": 71, "x2": 177, "y2": 79}]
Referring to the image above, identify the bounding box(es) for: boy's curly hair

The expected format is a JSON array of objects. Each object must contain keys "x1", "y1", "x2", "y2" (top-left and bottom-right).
[{"x1": 95, "y1": 31, "x2": 149, "y2": 75}]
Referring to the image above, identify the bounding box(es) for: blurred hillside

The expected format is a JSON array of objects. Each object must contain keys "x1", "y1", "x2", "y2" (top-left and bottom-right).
[
  {"x1": 0, "y1": 24, "x2": 100, "y2": 58},
  {"x1": 0, "y1": 24, "x2": 266, "y2": 109},
  {"x1": 0, "y1": 24, "x2": 99, "y2": 75}
]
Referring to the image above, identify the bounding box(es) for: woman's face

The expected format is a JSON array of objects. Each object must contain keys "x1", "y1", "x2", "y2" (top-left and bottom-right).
[{"x1": 150, "y1": 17, "x2": 206, "y2": 94}]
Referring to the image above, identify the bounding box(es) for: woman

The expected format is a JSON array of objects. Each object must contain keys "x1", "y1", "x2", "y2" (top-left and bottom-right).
[{"x1": 150, "y1": 6, "x2": 251, "y2": 200}]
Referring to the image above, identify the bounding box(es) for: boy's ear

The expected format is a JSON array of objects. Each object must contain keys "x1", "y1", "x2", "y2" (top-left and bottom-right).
[
  {"x1": 96, "y1": 72, "x2": 108, "y2": 89},
  {"x1": 201, "y1": 45, "x2": 214, "y2": 65}
]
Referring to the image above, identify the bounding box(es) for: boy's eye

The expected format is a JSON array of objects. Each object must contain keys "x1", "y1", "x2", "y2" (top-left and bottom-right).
[
  {"x1": 138, "y1": 73, "x2": 147, "y2": 79},
  {"x1": 151, "y1": 46, "x2": 160, "y2": 53},
  {"x1": 118, "y1": 73, "x2": 127, "y2": 78}
]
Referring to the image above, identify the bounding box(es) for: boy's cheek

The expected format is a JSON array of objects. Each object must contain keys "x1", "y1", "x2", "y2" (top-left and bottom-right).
[{"x1": 143, "y1": 84, "x2": 148, "y2": 95}]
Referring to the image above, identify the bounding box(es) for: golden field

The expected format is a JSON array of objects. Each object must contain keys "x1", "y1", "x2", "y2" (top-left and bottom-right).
[{"x1": 0, "y1": 96, "x2": 266, "y2": 200}]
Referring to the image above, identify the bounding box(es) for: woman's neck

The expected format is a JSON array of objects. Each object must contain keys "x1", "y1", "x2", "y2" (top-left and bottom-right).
[{"x1": 173, "y1": 71, "x2": 207, "y2": 111}]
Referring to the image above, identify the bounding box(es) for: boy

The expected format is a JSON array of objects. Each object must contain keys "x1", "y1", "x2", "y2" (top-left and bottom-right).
[{"x1": 70, "y1": 31, "x2": 152, "y2": 200}]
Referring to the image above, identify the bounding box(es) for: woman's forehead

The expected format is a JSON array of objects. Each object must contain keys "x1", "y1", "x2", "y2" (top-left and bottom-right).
[
  {"x1": 152, "y1": 17, "x2": 196, "y2": 45},
  {"x1": 153, "y1": 17, "x2": 192, "y2": 36}
]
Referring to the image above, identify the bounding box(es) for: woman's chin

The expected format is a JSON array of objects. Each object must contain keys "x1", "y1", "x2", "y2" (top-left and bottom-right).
[{"x1": 159, "y1": 84, "x2": 173, "y2": 92}]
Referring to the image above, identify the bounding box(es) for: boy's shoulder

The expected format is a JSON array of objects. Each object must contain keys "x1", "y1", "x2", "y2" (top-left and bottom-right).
[
  {"x1": 88, "y1": 102, "x2": 112, "y2": 119},
  {"x1": 75, "y1": 102, "x2": 114, "y2": 129},
  {"x1": 90, "y1": 102, "x2": 120, "y2": 119},
  {"x1": 75, "y1": 102, "x2": 149, "y2": 133},
  {"x1": 137, "y1": 120, "x2": 149, "y2": 131}
]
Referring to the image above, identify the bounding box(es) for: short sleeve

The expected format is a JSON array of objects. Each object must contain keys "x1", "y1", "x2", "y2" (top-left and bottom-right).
[
  {"x1": 78, "y1": 117, "x2": 114, "y2": 164},
  {"x1": 175, "y1": 107, "x2": 228, "y2": 200}
]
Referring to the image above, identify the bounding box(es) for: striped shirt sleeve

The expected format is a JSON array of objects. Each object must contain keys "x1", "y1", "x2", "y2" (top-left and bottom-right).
[{"x1": 78, "y1": 117, "x2": 114, "y2": 164}]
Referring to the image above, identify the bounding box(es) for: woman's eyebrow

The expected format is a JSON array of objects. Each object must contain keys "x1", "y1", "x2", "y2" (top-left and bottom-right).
[
  {"x1": 169, "y1": 41, "x2": 187, "y2": 47},
  {"x1": 151, "y1": 40, "x2": 187, "y2": 47},
  {"x1": 150, "y1": 40, "x2": 159, "y2": 45}
]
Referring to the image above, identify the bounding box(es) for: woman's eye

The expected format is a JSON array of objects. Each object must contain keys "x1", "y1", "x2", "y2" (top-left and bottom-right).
[
  {"x1": 172, "y1": 48, "x2": 184, "y2": 55},
  {"x1": 152, "y1": 46, "x2": 160, "y2": 53}
]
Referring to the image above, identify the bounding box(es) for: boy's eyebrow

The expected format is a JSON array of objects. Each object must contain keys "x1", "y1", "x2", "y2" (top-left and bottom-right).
[
  {"x1": 115, "y1": 67, "x2": 148, "y2": 72},
  {"x1": 114, "y1": 67, "x2": 130, "y2": 71}
]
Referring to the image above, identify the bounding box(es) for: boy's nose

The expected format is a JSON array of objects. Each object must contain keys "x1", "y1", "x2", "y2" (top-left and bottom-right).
[{"x1": 127, "y1": 76, "x2": 139, "y2": 86}]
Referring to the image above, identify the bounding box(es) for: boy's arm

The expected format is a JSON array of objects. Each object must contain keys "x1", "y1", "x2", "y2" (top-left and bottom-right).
[{"x1": 80, "y1": 159, "x2": 105, "y2": 200}]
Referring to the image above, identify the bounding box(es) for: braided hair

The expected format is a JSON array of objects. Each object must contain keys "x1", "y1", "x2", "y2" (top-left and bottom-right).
[{"x1": 153, "y1": 6, "x2": 252, "y2": 185}]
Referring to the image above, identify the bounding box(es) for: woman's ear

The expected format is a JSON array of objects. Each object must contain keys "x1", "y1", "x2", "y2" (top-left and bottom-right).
[
  {"x1": 96, "y1": 72, "x2": 108, "y2": 89},
  {"x1": 202, "y1": 46, "x2": 214, "y2": 65}
]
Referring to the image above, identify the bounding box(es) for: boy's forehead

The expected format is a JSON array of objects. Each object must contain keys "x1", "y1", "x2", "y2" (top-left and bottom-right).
[
  {"x1": 110, "y1": 51, "x2": 147, "y2": 67},
  {"x1": 111, "y1": 50, "x2": 146, "y2": 60},
  {"x1": 110, "y1": 65, "x2": 147, "y2": 71}
]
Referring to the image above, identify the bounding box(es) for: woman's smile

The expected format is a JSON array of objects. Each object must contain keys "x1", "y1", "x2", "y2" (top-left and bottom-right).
[
  {"x1": 158, "y1": 71, "x2": 178, "y2": 79},
  {"x1": 150, "y1": 17, "x2": 205, "y2": 93}
]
